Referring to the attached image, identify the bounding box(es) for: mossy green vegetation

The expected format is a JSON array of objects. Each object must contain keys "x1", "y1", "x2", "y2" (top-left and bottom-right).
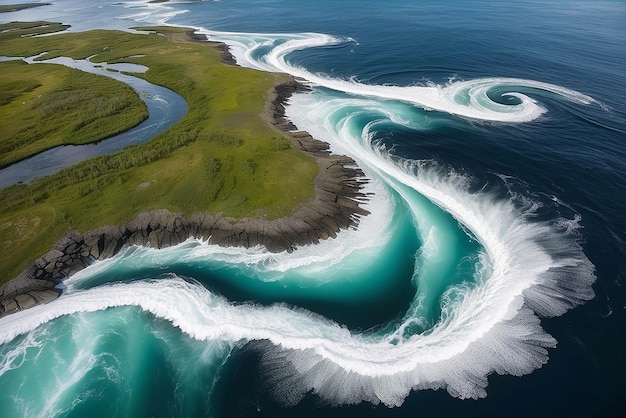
[
  {"x1": 0, "y1": 3, "x2": 51, "y2": 14},
  {"x1": 0, "y1": 21, "x2": 68, "y2": 39},
  {"x1": 0, "y1": 23, "x2": 318, "y2": 283},
  {"x1": 0, "y1": 60, "x2": 148, "y2": 167}
]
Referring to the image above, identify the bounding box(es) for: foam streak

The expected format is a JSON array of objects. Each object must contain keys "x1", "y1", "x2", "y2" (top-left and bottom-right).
[
  {"x1": 203, "y1": 29, "x2": 597, "y2": 122},
  {"x1": 0, "y1": 20, "x2": 598, "y2": 407}
]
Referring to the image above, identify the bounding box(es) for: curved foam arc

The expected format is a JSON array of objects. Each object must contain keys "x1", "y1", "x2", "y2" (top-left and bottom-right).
[
  {"x1": 60, "y1": 173, "x2": 395, "y2": 290},
  {"x1": 0, "y1": 20, "x2": 598, "y2": 407},
  {"x1": 316, "y1": 99, "x2": 472, "y2": 332},
  {"x1": 288, "y1": 89, "x2": 585, "y2": 317},
  {"x1": 287, "y1": 92, "x2": 545, "y2": 339},
  {"x1": 0, "y1": 92, "x2": 596, "y2": 404},
  {"x1": 0, "y1": 259, "x2": 577, "y2": 408},
  {"x1": 120, "y1": 0, "x2": 189, "y2": 25},
  {"x1": 202, "y1": 29, "x2": 597, "y2": 122},
  {"x1": 181, "y1": 176, "x2": 395, "y2": 277},
  {"x1": 282, "y1": 90, "x2": 595, "y2": 400},
  {"x1": 0, "y1": 277, "x2": 539, "y2": 369}
]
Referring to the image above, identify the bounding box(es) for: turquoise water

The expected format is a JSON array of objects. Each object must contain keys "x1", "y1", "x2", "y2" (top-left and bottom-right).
[
  {"x1": 1, "y1": 0, "x2": 625, "y2": 417},
  {"x1": 0, "y1": 308, "x2": 232, "y2": 417}
]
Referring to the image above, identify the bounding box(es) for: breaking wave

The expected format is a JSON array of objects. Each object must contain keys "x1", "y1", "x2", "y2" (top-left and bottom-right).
[
  {"x1": 0, "y1": 17, "x2": 598, "y2": 408},
  {"x1": 203, "y1": 30, "x2": 597, "y2": 122}
]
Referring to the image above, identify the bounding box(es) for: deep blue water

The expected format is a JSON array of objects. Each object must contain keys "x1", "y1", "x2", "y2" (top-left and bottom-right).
[{"x1": 1, "y1": 0, "x2": 625, "y2": 417}]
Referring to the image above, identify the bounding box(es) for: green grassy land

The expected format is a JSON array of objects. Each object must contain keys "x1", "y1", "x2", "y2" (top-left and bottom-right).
[
  {"x1": 0, "y1": 4, "x2": 51, "y2": 14},
  {"x1": 0, "y1": 60, "x2": 148, "y2": 167},
  {"x1": 0, "y1": 23, "x2": 318, "y2": 283},
  {"x1": 0, "y1": 21, "x2": 68, "y2": 38}
]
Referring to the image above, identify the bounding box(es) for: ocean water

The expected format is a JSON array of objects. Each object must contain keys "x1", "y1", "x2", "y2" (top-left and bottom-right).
[{"x1": 1, "y1": 0, "x2": 625, "y2": 417}]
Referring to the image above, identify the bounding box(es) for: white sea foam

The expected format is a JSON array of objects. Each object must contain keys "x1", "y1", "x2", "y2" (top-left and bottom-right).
[
  {"x1": 0, "y1": 22, "x2": 598, "y2": 407},
  {"x1": 280, "y1": 82, "x2": 594, "y2": 403},
  {"x1": 0, "y1": 143, "x2": 595, "y2": 405},
  {"x1": 0, "y1": 328, "x2": 46, "y2": 377},
  {"x1": 59, "y1": 173, "x2": 393, "y2": 288},
  {"x1": 183, "y1": 176, "x2": 395, "y2": 277},
  {"x1": 202, "y1": 29, "x2": 597, "y2": 122}
]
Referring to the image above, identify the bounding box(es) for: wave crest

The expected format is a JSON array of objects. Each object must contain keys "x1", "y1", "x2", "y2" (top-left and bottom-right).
[
  {"x1": 0, "y1": 21, "x2": 598, "y2": 409},
  {"x1": 202, "y1": 29, "x2": 597, "y2": 122}
]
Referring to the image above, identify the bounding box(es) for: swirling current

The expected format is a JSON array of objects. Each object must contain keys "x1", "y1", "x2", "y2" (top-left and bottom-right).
[{"x1": 1, "y1": 1, "x2": 618, "y2": 416}]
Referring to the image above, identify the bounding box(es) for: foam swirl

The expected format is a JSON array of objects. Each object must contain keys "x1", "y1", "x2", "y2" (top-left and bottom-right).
[
  {"x1": 0, "y1": 22, "x2": 598, "y2": 408},
  {"x1": 203, "y1": 30, "x2": 597, "y2": 122}
]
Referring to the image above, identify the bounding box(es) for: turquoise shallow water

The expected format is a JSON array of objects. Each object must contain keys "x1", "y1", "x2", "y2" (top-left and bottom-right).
[
  {"x1": 1, "y1": 0, "x2": 625, "y2": 417},
  {"x1": 0, "y1": 307, "x2": 232, "y2": 417}
]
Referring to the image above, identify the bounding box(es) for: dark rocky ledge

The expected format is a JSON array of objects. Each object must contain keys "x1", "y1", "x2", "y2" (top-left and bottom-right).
[
  {"x1": 184, "y1": 29, "x2": 237, "y2": 66},
  {"x1": 0, "y1": 76, "x2": 371, "y2": 317}
]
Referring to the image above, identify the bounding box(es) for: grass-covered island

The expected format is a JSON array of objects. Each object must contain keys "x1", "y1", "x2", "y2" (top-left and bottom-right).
[
  {"x1": 0, "y1": 22, "x2": 370, "y2": 315},
  {"x1": 0, "y1": 58, "x2": 149, "y2": 168},
  {"x1": 0, "y1": 3, "x2": 51, "y2": 14}
]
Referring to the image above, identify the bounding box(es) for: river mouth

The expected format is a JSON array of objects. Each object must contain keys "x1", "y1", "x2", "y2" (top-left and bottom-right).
[{"x1": 0, "y1": 55, "x2": 187, "y2": 189}]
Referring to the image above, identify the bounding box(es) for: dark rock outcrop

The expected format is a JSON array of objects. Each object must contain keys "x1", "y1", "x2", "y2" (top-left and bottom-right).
[{"x1": 184, "y1": 28, "x2": 237, "y2": 66}]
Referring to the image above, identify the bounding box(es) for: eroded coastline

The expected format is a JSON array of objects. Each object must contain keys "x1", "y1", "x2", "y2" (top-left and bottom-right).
[{"x1": 0, "y1": 38, "x2": 371, "y2": 316}]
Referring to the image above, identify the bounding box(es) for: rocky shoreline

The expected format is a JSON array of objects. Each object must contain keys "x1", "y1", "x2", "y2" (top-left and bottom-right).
[{"x1": 0, "y1": 39, "x2": 370, "y2": 316}]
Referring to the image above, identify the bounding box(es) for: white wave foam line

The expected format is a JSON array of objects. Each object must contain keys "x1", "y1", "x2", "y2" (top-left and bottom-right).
[
  {"x1": 292, "y1": 91, "x2": 596, "y2": 313},
  {"x1": 0, "y1": 158, "x2": 595, "y2": 406},
  {"x1": 280, "y1": 91, "x2": 595, "y2": 403},
  {"x1": 145, "y1": 18, "x2": 594, "y2": 406},
  {"x1": 121, "y1": 0, "x2": 189, "y2": 25},
  {"x1": 200, "y1": 29, "x2": 596, "y2": 123},
  {"x1": 0, "y1": 238, "x2": 591, "y2": 407},
  {"x1": 182, "y1": 176, "x2": 395, "y2": 276},
  {"x1": 59, "y1": 174, "x2": 393, "y2": 290},
  {"x1": 0, "y1": 26, "x2": 597, "y2": 408}
]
